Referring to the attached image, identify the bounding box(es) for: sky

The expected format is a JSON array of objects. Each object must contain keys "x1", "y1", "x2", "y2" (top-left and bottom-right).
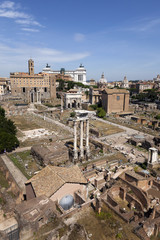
[{"x1": 1, "y1": 0, "x2": 160, "y2": 81}]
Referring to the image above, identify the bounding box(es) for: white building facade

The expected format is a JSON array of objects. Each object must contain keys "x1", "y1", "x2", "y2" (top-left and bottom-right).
[{"x1": 42, "y1": 64, "x2": 87, "y2": 84}]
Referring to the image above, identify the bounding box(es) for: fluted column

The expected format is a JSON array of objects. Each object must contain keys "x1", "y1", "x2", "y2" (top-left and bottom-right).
[
  {"x1": 73, "y1": 121, "x2": 78, "y2": 161},
  {"x1": 80, "y1": 120, "x2": 84, "y2": 159},
  {"x1": 86, "y1": 119, "x2": 90, "y2": 157}
]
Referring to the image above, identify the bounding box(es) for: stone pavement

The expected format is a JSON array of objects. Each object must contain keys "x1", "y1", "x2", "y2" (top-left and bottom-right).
[{"x1": 1, "y1": 154, "x2": 27, "y2": 192}]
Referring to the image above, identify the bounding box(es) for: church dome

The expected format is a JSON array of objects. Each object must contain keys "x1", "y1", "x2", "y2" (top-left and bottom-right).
[
  {"x1": 59, "y1": 194, "x2": 74, "y2": 210},
  {"x1": 99, "y1": 73, "x2": 107, "y2": 83}
]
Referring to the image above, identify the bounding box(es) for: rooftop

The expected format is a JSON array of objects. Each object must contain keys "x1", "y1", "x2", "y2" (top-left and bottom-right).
[
  {"x1": 26, "y1": 165, "x2": 87, "y2": 198},
  {"x1": 103, "y1": 88, "x2": 129, "y2": 94}
]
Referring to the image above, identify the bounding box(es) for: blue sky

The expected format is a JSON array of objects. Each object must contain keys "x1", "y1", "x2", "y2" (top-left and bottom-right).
[{"x1": 1, "y1": 0, "x2": 160, "y2": 81}]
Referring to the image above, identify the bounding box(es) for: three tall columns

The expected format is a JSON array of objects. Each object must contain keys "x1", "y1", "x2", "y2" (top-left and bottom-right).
[{"x1": 73, "y1": 119, "x2": 90, "y2": 161}]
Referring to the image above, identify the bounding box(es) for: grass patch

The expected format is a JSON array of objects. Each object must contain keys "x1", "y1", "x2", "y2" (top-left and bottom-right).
[
  {"x1": 96, "y1": 211, "x2": 112, "y2": 220},
  {"x1": 0, "y1": 170, "x2": 9, "y2": 188},
  {"x1": 0, "y1": 196, "x2": 6, "y2": 205},
  {"x1": 8, "y1": 151, "x2": 31, "y2": 179},
  {"x1": 90, "y1": 119, "x2": 123, "y2": 136}
]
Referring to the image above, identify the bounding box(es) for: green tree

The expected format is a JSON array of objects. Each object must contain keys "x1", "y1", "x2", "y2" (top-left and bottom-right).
[
  {"x1": 0, "y1": 106, "x2": 5, "y2": 117},
  {"x1": 96, "y1": 108, "x2": 106, "y2": 118},
  {"x1": 0, "y1": 107, "x2": 19, "y2": 153},
  {"x1": 70, "y1": 112, "x2": 76, "y2": 118}
]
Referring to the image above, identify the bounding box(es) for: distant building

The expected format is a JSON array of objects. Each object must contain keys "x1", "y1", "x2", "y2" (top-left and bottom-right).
[
  {"x1": 0, "y1": 77, "x2": 10, "y2": 94},
  {"x1": 121, "y1": 76, "x2": 129, "y2": 88},
  {"x1": 136, "y1": 82, "x2": 154, "y2": 93},
  {"x1": 89, "y1": 87, "x2": 103, "y2": 105},
  {"x1": 102, "y1": 88, "x2": 129, "y2": 114},
  {"x1": 89, "y1": 79, "x2": 96, "y2": 86},
  {"x1": 10, "y1": 59, "x2": 56, "y2": 103},
  {"x1": 42, "y1": 63, "x2": 87, "y2": 84},
  {"x1": 97, "y1": 73, "x2": 107, "y2": 88}
]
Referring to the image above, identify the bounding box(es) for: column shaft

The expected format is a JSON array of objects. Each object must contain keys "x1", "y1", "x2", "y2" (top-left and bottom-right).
[
  {"x1": 74, "y1": 121, "x2": 78, "y2": 160},
  {"x1": 80, "y1": 120, "x2": 84, "y2": 159},
  {"x1": 86, "y1": 119, "x2": 90, "y2": 157}
]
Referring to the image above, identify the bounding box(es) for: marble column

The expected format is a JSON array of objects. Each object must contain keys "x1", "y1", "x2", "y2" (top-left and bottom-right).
[
  {"x1": 80, "y1": 120, "x2": 84, "y2": 159},
  {"x1": 73, "y1": 121, "x2": 78, "y2": 161},
  {"x1": 37, "y1": 92, "x2": 38, "y2": 103},
  {"x1": 86, "y1": 119, "x2": 90, "y2": 157},
  {"x1": 61, "y1": 95, "x2": 63, "y2": 113},
  {"x1": 39, "y1": 92, "x2": 41, "y2": 104}
]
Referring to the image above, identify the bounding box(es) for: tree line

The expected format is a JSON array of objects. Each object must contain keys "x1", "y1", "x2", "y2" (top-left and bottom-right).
[{"x1": 0, "y1": 107, "x2": 19, "y2": 153}]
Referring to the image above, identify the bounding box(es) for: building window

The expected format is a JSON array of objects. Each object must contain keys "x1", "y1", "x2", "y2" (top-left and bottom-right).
[
  {"x1": 23, "y1": 87, "x2": 25, "y2": 93},
  {"x1": 78, "y1": 75, "x2": 83, "y2": 81},
  {"x1": 44, "y1": 87, "x2": 47, "y2": 92},
  {"x1": 117, "y1": 96, "x2": 120, "y2": 101}
]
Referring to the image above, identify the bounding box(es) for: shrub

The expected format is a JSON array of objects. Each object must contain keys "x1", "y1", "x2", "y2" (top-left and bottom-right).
[
  {"x1": 90, "y1": 104, "x2": 98, "y2": 110},
  {"x1": 96, "y1": 107, "x2": 106, "y2": 118},
  {"x1": 70, "y1": 112, "x2": 76, "y2": 118},
  {"x1": 155, "y1": 114, "x2": 160, "y2": 120},
  {"x1": 116, "y1": 233, "x2": 122, "y2": 239}
]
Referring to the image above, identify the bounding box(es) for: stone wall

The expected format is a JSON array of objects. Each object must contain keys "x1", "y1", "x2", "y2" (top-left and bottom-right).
[
  {"x1": 119, "y1": 177, "x2": 149, "y2": 210},
  {"x1": 0, "y1": 156, "x2": 21, "y2": 196}
]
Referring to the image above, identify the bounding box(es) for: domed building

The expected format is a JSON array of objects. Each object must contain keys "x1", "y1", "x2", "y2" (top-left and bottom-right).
[
  {"x1": 97, "y1": 73, "x2": 108, "y2": 88},
  {"x1": 121, "y1": 76, "x2": 129, "y2": 88},
  {"x1": 25, "y1": 165, "x2": 88, "y2": 211}
]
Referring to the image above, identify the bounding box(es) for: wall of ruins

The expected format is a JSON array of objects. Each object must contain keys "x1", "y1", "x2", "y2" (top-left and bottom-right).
[
  {"x1": 0, "y1": 156, "x2": 21, "y2": 196},
  {"x1": 125, "y1": 193, "x2": 143, "y2": 211},
  {"x1": 89, "y1": 128, "x2": 101, "y2": 137},
  {"x1": 25, "y1": 183, "x2": 36, "y2": 200},
  {"x1": 101, "y1": 198, "x2": 132, "y2": 223},
  {"x1": 153, "y1": 180, "x2": 160, "y2": 191},
  {"x1": 119, "y1": 177, "x2": 149, "y2": 210},
  {"x1": 74, "y1": 192, "x2": 85, "y2": 205}
]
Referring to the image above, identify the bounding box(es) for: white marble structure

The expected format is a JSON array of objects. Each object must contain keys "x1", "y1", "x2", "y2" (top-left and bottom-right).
[
  {"x1": 42, "y1": 64, "x2": 87, "y2": 84},
  {"x1": 63, "y1": 90, "x2": 82, "y2": 109},
  {"x1": 99, "y1": 73, "x2": 107, "y2": 84},
  {"x1": 121, "y1": 76, "x2": 129, "y2": 88},
  {"x1": 148, "y1": 147, "x2": 158, "y2": 167},
  {"x1": 73, "y1": 112, "x2": 90, "y2": 161}
]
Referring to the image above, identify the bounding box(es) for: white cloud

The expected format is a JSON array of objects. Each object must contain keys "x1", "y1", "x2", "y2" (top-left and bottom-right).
[
  {"x1": 0, "y1": 9, "x2": 29, "y2": 19},
  {"x1": 21, "y1": 28, "x2": 39, "y2": 32},
  {"x1": 120, "y1": 18, "x2": 160, "y2": 33},
  {"x1": 16, "y1": 19, "x2": 42, "y2": 27},
  {"x1": 74, "y1": 33, "x2": 85, "y2": 42},
  {"x1": 0, "y1": 1, "x2": 15, "y2": 9},
  {"x1": 0, "y1": 1, "x2": 42, "y2": 30},
  {"x1": 0, "y1": 43, "x2": 90, "y2": 76}
]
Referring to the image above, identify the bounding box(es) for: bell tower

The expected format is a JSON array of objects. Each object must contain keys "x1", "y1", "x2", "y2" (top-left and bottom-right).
[{"x1": 28, "y1": 59, "x2": 34, "y2": 75}]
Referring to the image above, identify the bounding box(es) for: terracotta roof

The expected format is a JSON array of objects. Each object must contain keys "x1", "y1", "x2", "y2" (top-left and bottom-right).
[
  {"x1": 26, "y1": 165, "x2": 87, "y2": 198},
  {"x1": 103, "y1": 88, "x2": 129, "y2": 94}
]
